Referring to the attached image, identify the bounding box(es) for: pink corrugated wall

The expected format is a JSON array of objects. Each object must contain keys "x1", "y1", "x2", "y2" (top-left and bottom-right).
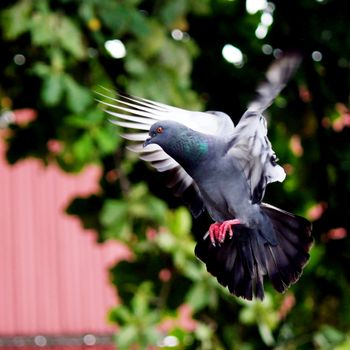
[{"x1": 0, "y1": 133, "x2": 128, "y2": 337}]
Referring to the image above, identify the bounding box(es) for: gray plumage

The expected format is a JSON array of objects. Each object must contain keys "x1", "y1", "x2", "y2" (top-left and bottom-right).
[{"x1": 99, "y1": 53, "x2": 313, "y2": 300}]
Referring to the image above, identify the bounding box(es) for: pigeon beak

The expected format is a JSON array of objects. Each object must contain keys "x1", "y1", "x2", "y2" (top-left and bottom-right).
[{"x1": 143, "y1": 137, "x2": 152, "y2": 148}]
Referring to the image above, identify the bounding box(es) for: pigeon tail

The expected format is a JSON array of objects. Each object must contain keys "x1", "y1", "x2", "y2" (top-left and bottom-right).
[{"x1": 194, "y1": 204, "x2": 313, "y2": 300}]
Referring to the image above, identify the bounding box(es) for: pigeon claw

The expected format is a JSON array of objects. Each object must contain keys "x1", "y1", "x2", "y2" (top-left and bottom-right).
[
  {"x1": 209, "y1": 223, "x2": 221, "y2": 246},
  {"x1": 208, "y1": 219, "x2": 241, "y2": 246}
]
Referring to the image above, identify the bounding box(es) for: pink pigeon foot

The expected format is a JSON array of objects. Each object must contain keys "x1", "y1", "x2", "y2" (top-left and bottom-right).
[
  {"x1": 208, "y1": 222, "x2": 221, "y2": 246},
  {"x1": 208, "y1": 219, "x2": 241, "y2": 246}
]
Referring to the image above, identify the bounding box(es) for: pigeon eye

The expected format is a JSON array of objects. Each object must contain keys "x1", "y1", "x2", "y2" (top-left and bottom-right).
[{"x1": 156, "y1": 126, "x2": 164, "y2": 134}]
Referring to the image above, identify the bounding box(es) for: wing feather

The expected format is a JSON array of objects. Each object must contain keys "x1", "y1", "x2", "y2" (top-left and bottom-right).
[
  {"x1": 121, "y1": 133, "x2": 149, "y2": 141},
  {"x1": 98, "y1": 89, "x2": 234, "y2": 207},
  {"x1": 139, "y1": 151, "x2": 169, "y2": 162},
  {"x1": 228, "y1": 54, "x2": 300, "y2": 202},
  {"x1": 127, "y1": 144, "x2": 161, "y2": 153},
  {"x1": 105, "y1": 109, "x2": 157, "y2": 124},
  {"x1": 99, "y1": 54, "x2": 298, "y2": 210}
]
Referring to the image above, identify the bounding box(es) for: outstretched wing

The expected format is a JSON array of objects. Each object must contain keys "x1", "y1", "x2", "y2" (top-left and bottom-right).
[
  {"x1": 228, "y1": 110, "x2": 286, "y2": 203},
  {"x1": 98, "y1": 89, "x2": 234, "y2": 217},
  {"x1": 228, "y1": 54, "x2": 301, "y2": 203}
]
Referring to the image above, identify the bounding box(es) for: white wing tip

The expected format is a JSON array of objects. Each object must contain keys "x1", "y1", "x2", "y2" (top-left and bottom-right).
[{"x1": 276, "y1": 165, "x2": 287, "y2": 182}]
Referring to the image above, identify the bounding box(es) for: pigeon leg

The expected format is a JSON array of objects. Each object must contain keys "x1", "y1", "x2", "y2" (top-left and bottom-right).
[
  {"x1": 209, "y1": 222, "x2": 221, "y2": 246},
  {"x1": 218, "y1": 219, "x2": 241, "y2": 243}
]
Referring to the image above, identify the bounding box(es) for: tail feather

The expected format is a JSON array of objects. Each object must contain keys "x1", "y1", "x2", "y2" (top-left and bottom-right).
[
  {"x1": 195, "y1": 205, "x2": 313, "y2": 300},
  {"x1": 262, "y1": 204, "x2": 312, "y2": 293},
  {"x1": 231, "y1": 245, "x2": 254, "y2": 299},
  {"x1": 265, "y1": 244, "x2": 297, "y2": 292}
]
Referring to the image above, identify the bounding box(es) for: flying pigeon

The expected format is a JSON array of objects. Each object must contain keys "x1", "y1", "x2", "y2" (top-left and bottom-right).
[{"x1": 98, "y1": 54, "x2": 313, "y2": 300}]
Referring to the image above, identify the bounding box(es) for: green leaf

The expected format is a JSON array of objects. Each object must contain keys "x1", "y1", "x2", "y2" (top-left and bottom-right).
[
  {"x1": 72, "y1": 134, "x2": 94, "y2": 162},
  {"x1": 258, "y1": 322, "x2": 275, "y2": 347},
  {"x1": 316, "y1": 325, "x2": 345, "y2": 346},
  {"x1": 194, "y1": 323, "x2": 214, "y2": 346},
  {"x1": 100, "y1": 200, "x2": 129, "y2": 227},
  {"x1": 137, "y1": 21, "x2": 165, "y2": 58},
  {"x1": 305, "y1": 244, "x2": 325, "y2": 272},
  {"x1": 168, "y1": 207, "x2": 192, "y2": 236},
  {"x1": 128, "y1": 182, "x2": 148, "y2": 199},
  {"x1": 1, "y1": 0, "x2": 32, "y2": 39},
  {"x1": 31, "y1": 12, "x2": 55, "y2": 46},
  {"x1": 63, "y1": 75, "x2": 92, "y2": 113},
  {"x1": 156, "y1": 230, "x2": 177, "y2": 252},
  {"x1": 98, "y1": 3, "x2": 127, "y2": 33},
  {"x1": 158, "y1": 0, "x2": 187, "y2": 27},
  {"x1": 239, "y1": 294, "x2": 279, "y2": 346},
  {"x1": 31, "y1": 62, "x2": 51, "y2": 77},
  {"x1": 186, "y1": 282, "x2": 210, "y2": 312},
  {"x1": 30, "y1": 11, "x2": 86, "y2": 59},
  {"x1": 115, "y1": 325, "x2": 138, "y2": 349},
  {"x1": 56, "y1": 16, "x2": 86, "y2": 59},
  {"x1": 160, "y1": 40, "x2": 193, "y2": 77},
  {"x1": 125, "y1": 183, "x2": 167, "y2": 223},
  {"x1": 334, "y1": 337, "x2": 350, "y2": 350},
  {"x1": 102, "y1": 221, "x2": 131, "y2": 241},
  {"x1": 65, "y1": 115, "x2": 93, "y2": 129},
  {"x1": 131, "y1": 282, "x2": 152, "y2": 317},
  {"x1": 109, "y1": 305, "x2": 132, "y2": 324},
  {"x1": 41, "y1": 73, "x2": 64, "y2": 106},
  {"x1": 128, "y1": 9, "x2": 149, "y2": 37},
  {"x1": 124, "y1": 54, "x2": 148, "y2": 76},
  {"x1": 93, "y1": 128, "x2": 120, "y2": 155},
  {"x1": 65, "y1": 109, "x2": 105, "y2": 128},
  {"x1": 181, "y1": 260, "x2": 203, "y2": 281}
]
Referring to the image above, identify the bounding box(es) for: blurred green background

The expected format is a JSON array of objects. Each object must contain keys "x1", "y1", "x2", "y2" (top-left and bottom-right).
[{"x1": 1, "y1": 0, "x2": 350, "y2": 349}]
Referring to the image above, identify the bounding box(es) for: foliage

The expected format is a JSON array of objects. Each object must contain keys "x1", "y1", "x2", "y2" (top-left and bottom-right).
[{"x1": 1, "y1": 0, "x2": 350, "y2": 349}]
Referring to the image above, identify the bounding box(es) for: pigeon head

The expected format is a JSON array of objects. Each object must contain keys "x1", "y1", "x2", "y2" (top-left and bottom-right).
[
  {"x1": 144, "y1": 120, "x2": 210, "y2": 171},
  {"x1": 144, "y1": 120, "x2": 183, "y2": 148}
]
